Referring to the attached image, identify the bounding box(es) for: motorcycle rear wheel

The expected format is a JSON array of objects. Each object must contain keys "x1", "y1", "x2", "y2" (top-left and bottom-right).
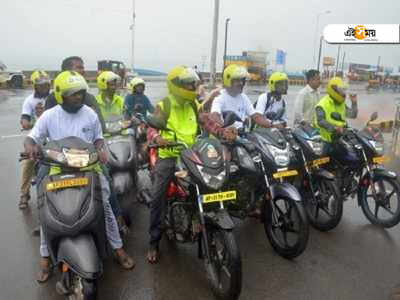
[{"x1": 304, "y1": 178, "x2": 343, "y2": 231}]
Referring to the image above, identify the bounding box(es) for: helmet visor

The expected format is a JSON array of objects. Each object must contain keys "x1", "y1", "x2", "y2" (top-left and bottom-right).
[
  {"x1": 62, "y1": 86, "x2": 87, "y2": 98},
  {"x1": 178, "y1": 68, "x2": 200, "y2": 84},
  {"x1": 274, "y1": 80, "x2": 288, "y2": 94}
]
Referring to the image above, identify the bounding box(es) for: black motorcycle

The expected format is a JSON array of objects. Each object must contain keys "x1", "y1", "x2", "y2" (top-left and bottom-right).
[
  {"x1": 282, "y1": 123, "x2": 343, "y2": 231},
  {"x1": 223, "y1": 112, "x2": 309, "y2": 259},
  {"x1": 38, "y1": 136, "x2": 107, "y2": 299},
  {"x1": 328, "y1": 112, "x2": 400, "y2": 228},
  {"x1": 147, "y1": 116, "x2": 242, "y2": 300}
]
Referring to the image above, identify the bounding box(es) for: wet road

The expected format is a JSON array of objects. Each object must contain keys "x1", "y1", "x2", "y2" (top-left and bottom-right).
[{"x1": 1, "y1": 84, "x2": 400, "y2": 299}]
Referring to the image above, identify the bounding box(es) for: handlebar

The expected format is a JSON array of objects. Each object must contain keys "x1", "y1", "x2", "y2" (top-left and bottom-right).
[{"x1": 148, "y1": 142, "x2": 188, "y2": 149}]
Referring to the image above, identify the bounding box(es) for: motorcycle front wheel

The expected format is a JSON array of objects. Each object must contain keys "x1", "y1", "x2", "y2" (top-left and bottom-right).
[
  {"x1": 360, "y1": 176, "x2": 400, "y2": 228},
  {"x1": 67, "y1": 274, "x2": 97, "y2": 300},
  {"x1": 203, "y1": 228, "x2": 242, "y2": 300},
  {"x1": 264, "y1": 197, "x2": 309, "y2": 259}
]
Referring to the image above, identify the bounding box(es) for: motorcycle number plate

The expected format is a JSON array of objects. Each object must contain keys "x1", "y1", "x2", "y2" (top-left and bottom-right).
[
  {"x1": 273, "y1": 169, "x2": 298, "y2": 179},
  {"x1": 202, "y1": 191, "x2": 237, "y2": 204},
  {"x1": 312, "y1": 157, "x2": 330, "y2": 167},
  {"x1": 46, "y1": 178, "x2": 89, "y2": 191},
  {"x1": 373, "y1": 156, "x2": 386, "y2": 164}
]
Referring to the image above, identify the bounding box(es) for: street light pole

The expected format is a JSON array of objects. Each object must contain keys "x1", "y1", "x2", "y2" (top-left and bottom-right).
[
  {"x1": 341, "y1": 51, "x2": 346, "y2": 75},
  {"x1": 313, "y1": 10, "x2": 331, "y2": 68},
  {"x1": 335, "y1": 45, "x2": 341, "y2": 76},
  {"x1": 210, "y1": 0, "x2": 220, "y2": 88},
  {"x1": 223, "y1": 18, "x2": 230, "y2": 74},
  {"x1": 317, "y1": 35, "x2": 323, "y2": 72}
]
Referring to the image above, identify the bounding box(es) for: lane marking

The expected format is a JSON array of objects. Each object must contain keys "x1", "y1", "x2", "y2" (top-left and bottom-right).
[{"x1": 0, "y1": 134, "x2": 26, "y2": 139}]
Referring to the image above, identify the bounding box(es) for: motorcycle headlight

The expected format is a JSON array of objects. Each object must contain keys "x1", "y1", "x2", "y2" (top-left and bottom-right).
[
  {"x1": 46, "y1": 149, "x2": 66, "y2": 164},
  {"x1": 197, "y1": 166, "x2": 226, "y2": 190},
  {"x1": 369, "y1": 140, "x2": 384, "y2": 155},
  {"x1": 63, "y1": 148, "x2": 90, "y2": 168},
  {"x1": 307, "y1": 140, "x2": 324, "y2": 156},
  {"x1": 267, "y1": 145, "x2": 290, "y2": 167}
]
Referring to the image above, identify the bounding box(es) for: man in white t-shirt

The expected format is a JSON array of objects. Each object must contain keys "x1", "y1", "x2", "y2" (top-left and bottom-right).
[
  {"x1": 18, "y1": 71, "x2": 50, "y2": 209},
  {"x1": 255, "y1": 72, "x2": 289, "y2": 128},
  {"x1": 210, "y1": 64, "x2": 271, "y2": 131},
  {"x1": 24, "y1": 71, "x2": 135, "y2": 283}
]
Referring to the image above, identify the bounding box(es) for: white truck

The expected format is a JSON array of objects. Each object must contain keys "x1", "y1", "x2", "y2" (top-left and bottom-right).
[{"x1": 0, "y1": 61, "x2": 25, "y2": 88}]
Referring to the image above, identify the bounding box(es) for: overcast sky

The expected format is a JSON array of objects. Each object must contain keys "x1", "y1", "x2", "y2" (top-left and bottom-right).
[{"x1": 1, "y1": 0, "x2": 399, "y2": 72}]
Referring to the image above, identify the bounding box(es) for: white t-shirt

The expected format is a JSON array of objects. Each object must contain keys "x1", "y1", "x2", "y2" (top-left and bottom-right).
[
  {"x1": 211, "y1": 89, "x2": 256, "y2": 128},
  {"x1": 21, "y1": 94, "x2": 46, "y2": 121},
  {"x1": 29, "y1": 105, "x2": 103, "y2": 144},
  {"x1": 255, "y1": 93, "x2": 288, "y2": 124}
]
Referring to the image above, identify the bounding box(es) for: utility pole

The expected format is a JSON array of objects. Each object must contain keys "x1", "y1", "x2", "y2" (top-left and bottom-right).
[
  {"x1": 377, "y1": 56, "x2": 381, "y2": 72},
  {"x1": 210, "y1": 0, "x2": 220, "y2": 88},
  {"x1": 130, "y1": 0, "x2": 136, "y2": 72},
  {"x1": 335, "y1": 45, "x2": 341, "y2": 76},
  {"x1": 223, "y1": 18, "x2": 231, "y2": 74},
  {"x1": 341, "y1": 51, "x2": 346, "y2": 75}
]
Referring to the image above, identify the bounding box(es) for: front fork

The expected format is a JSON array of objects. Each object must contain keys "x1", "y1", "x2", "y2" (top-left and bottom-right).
[{"x1": 195, "y1": 184, "x2": 226, "y2": 263}]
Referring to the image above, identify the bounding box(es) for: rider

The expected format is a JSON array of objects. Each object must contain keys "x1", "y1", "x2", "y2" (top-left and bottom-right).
[
  {"x1": 96, "y1": 71, "x2": 130, "y2": 234},
  {"x1": 124, "y1": 77, "x2": 154, "y2": 118},
  {"x1": 145, "y1": 66, "x2": 235, "y2": 263},
  {"x1": 96, "y1": 71, "x2": 124, "y2": 119},
  {"x1": 314, "y1": 76, "x2": 358, "y2": 147},
  {"x1": 18, "y1": 70, "x2": 50, "y2": 209},
  {"x1": 209, "y1": 64, "x2": 272, "y2": 130},
  {"x1": 24, "y1": 71, "x2": 135, "y2": 283},
  {"x1": 45, "y1": 56, "x2": 106, "y2": 131},
  {"x1": 255, "y1": 71, "x2": 289, "y2": 128},
  {"x1": 293, "y1": 69, "x2": 321, "y2": 125}
]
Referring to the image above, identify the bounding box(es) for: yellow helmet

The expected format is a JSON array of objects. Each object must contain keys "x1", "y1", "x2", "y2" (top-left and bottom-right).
[
  {"x1": 53, "y1": 71, "x2": 88, "y2": 104},
  {"x1": 31, "y1": 70, "x2": 50, "y2": 85},
  {"x1": 326, "y1": 77, "x2": 348, "y2": 103},
  {"x1": 223, "y1": 64, "x2": 249, "y2": 87},
  {"x1": 167, "y1": 66, "x2": 199, "y2": 101},
  {"x1": 128, "y1": 77, "x2": 145, "y2": 91},
  {"x1": 268, "y1": 72, "x2": 288, "y2": 92},
  {"x1": 97, "y1": 71, "x2": 121, "y2": 90}
]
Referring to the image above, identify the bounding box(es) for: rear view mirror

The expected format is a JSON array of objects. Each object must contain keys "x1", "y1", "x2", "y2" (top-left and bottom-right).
[
  {"x1": 146, "y1": 114, "x2": 167, "y2": 130},
  {"x1": 330, "y1": 112, "x2": 343, "y2": 122},
  {"x1": 222, "y1": 111, "x2": 242, "y2": 128},
  {"x1": 370, "y1": 112, "x2": 378, "y2": 122}
]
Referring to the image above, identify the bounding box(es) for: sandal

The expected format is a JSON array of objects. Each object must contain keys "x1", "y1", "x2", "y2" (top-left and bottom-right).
[
  {"x1": 114, "y1": 249, "x2": 136, "y2": 270},
  {"x1": 18, "y1": 195, "x2": 30, "y2": 210},
  {"x1": 147, "y1": 246, "x2": 160, "y2": 264},
  {"x1": 37, "y1": 257, "x2": 52, "y2": 284}
]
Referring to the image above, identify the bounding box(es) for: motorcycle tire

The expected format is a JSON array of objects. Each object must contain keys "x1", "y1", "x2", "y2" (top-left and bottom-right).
[
  {"x1": 68, "y1": 275, "x2": 97, "y2": 300},
  {"x1": 304, "y1": 179, "x2": 343, "y2": 232},
  {"x1": 359, "y1": 176, "x2": 400, "y2": 228},
  {"x1": 264, "y1": 197, "x2": 309, "y2": 259},
  {"x1": 204, "y1": 229, "x2": 242, "y2": 300}
]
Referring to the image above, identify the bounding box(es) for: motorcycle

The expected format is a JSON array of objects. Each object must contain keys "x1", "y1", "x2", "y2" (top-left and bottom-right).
[
  {"x1": 327, "y1": 111, "x2": 400, "y2": 228},
  {"x1": 146, "y1": 115, "x2": 242, "y2": 300},
  {"x1": 104, "y1": 115, "x2": 138, "y2": 196},
  {"x1": 37, "y1": 136, "x2": 107, "y2": 299},
  {"x1": 282, "y1": 123, "x2": 343, "y2": 231},
  {"x1": 223, "y1": 112, "x2": 309, "y2": 259}
]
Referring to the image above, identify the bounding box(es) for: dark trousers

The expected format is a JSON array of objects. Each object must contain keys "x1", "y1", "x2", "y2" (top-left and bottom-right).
[{"x1": 149, "y1": 157, "x2": 176, "y2": 247}]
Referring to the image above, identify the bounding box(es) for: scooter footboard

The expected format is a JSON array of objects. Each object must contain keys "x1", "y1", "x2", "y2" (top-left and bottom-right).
[{"x1": 57, "y1": 234, "x2": 103, "y2": 280}]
